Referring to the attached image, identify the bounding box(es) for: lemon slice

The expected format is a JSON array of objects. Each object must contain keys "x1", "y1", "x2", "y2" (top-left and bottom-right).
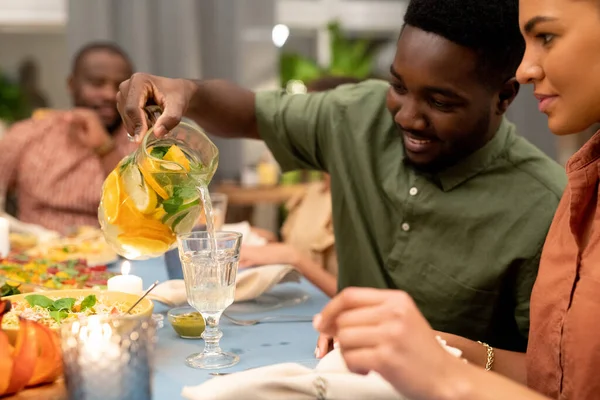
[
  {"x1": 167, "y1": 205, "x2": 202, "y2": 234},
  {"x1": 163, "y1": 145, "x2": 191, "y2": 172},
  {"x1": 101, "y1": 170, "x2": 122, "y2": 224},
  {"x1": 151, "y1": 206, "x2": 167, "y2": 221},
  {"x1": 122, "y1": 165, "x2": 158, "y2": 214}
]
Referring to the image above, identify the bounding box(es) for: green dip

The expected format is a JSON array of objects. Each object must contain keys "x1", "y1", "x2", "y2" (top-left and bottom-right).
[{"x1": 170, "y1": 312, "x2": 205, "y2": 338}]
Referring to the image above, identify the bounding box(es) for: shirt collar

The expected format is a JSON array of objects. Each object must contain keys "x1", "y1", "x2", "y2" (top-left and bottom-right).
[
  {"x1": 566, "y1": 129, "x2": 600, "y2": 174},
  {"x1": 435, "y1": 117, "x2": 514, "y2": 192}
]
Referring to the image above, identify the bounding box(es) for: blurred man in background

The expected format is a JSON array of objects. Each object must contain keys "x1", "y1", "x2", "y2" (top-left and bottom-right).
[{"x1": 0, "y1": 42, "x2": 135, "y2": 234}]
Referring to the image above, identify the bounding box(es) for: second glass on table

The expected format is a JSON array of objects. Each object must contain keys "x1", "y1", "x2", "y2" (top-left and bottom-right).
[
  {"x1": 177, "y1": 231, "x2": 242, "y2": 369},
  {"x1": 98, "y1": 106, "x2": 219, "y2": 260}
]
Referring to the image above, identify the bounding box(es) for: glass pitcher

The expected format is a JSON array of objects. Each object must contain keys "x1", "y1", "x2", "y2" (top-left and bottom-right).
[{"x1": 98, "y1": 106, "x2": 219, "y2": 260}]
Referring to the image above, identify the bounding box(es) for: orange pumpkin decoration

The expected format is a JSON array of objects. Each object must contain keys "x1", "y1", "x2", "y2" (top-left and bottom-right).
[{"x1": 0, "y1": 299, "x2": 63, "y2": 396}]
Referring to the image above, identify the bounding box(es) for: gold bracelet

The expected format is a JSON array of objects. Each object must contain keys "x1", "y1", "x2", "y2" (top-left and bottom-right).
[{"x1": 477, "y1": 341, "x2": 494, "y2": 371}]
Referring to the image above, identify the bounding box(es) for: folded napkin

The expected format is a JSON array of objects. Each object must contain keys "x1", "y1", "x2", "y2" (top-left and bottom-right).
[
  {"x1": 181, "y1": 339, "x2": 462, "y2": 400},
  {"x1": 222, "y1": 221, "x2": 266, "y2": 246},
  {"x1": 151, "y1": 264, "x2": 301, "y2": 305},
  {"x1": 151, "y1": 222, "x2": 301, "y2": 304}
]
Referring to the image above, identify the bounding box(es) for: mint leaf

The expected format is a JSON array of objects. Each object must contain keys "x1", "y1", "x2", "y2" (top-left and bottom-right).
[
  {"x1": 163, "y1": 196, "x2": 183, "y2": 214},
  {"x1": 171, "y1": 211, "x2": 189, "y2": 231},
  {"x1": 150, "y1": 145, "x2": 172, "y2": 159},
  {"x1": 49, "y1": 310, "x2": 68, "y2": 323},
  {"x1": 80, "y1": 295, "x2": 97, "y2": 311},
  {"x1": 52, "y1": 298, "x2": 76, "y2": 311},
  {"x1": 119, "y1": 156, "x2": 135, "y2": 173},
  {"x1": 173, "y1": 186, "x2": 198, "y2": 199},
  {"x1": 25, "y1": 294, "x2": 54, "y2": 309}
]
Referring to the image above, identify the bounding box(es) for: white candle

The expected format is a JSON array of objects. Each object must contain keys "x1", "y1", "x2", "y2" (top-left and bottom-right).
[
  {"x1": 0, "y1": 217, "x2": 9, "y2": 257},
  {"x1": 107, "y1": 261, "x2": 143, "y2": 294}
]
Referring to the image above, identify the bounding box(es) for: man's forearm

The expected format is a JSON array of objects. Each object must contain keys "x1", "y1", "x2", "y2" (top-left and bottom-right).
[
  {"x1": 185, "y1": 80, "x2": 260, "y2": 140},
  {"x1": 436, "y1": 331, "x2": 527, "y2": 385}
]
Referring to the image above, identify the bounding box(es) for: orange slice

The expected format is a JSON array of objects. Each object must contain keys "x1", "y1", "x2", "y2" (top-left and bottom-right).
[
  {"x1": 100, "y1": 170, "x2": 122, "y2": 224},
  {"x1": 139, "y1": 160, "x2": 169, "y2": 200},
  {"x1": 117, "y1": 235, "x2": 171, "y2": 255}
]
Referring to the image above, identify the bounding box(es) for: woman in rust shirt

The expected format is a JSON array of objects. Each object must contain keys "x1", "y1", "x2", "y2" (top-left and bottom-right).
[{"x1": 314, "y1": 0, "x2": 600, "y2": 399}]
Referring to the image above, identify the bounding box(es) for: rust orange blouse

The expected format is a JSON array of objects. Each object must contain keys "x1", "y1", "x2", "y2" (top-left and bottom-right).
[{"x1": 527, "y1": 131, "x2": 600, "y2": 399}]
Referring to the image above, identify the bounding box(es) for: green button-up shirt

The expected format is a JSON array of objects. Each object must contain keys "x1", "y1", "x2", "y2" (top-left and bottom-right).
[{"x1": 255, "y1": 80, "x2": 567, "y2": 351}]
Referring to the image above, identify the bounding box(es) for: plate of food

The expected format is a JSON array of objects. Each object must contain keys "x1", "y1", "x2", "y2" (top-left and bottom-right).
[
  {"x1": 26, "y1": 226, "x2": 119, "y2": 267},
  {"x1": 1, "y1": 289, "x2": 154, "y2": 343},
  {"x1": 0, "y1": 254, "x2": 117, "y2": 292},
  {"x1": 9, "y1": 232, "x2": 39, "y2": 252}
]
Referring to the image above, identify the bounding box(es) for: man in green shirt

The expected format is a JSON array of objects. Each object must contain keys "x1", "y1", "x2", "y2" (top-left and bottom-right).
[{"x1": 116, "y1": 0, "x2": 566, "y2": 351}]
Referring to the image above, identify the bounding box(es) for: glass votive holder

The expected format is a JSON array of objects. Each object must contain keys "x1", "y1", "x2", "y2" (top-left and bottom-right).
[{"x1": 60, "y1": 316, "x2": 156, "y2": 400}]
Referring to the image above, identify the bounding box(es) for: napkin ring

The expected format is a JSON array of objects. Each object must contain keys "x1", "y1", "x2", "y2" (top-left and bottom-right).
[
  {"x1": 477, "y1": 341, "x2": 495, "y2": 371},
  {"x1": 314, "y1": 376, "x2": 328, "y2": 400}
]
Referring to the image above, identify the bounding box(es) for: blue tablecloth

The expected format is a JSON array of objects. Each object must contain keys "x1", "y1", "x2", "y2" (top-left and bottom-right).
[{"x1": 116, "y1": 257, "x2": 329, "y2": 399}]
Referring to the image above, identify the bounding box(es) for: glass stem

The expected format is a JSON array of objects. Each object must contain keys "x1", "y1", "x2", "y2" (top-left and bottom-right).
[{"x1": 201, "y1": 312, "x2": 223, "y2": 354}]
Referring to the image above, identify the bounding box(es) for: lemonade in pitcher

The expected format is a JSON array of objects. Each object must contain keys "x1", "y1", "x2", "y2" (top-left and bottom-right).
[{"x1": 98, "y1": 107, "x2": 219, "y2": 260}]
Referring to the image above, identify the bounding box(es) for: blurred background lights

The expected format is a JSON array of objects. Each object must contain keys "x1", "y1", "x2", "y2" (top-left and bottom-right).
[{"x1": 272, "y1": 24, "x2": 290, "y2": 48}]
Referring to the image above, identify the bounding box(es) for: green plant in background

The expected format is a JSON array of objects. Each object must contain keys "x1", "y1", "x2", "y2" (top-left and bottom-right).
[
  {"x1": 0, "y1": 70, "x2": 29, "y2": 123},
  {"x1": 279, "y1": 21, "x2": 375, "y2": 87}
]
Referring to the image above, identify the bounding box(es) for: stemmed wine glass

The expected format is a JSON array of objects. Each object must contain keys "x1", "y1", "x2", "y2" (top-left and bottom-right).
[{"x1": 177, "y1": 231, "x2": 242, "y2": 369}]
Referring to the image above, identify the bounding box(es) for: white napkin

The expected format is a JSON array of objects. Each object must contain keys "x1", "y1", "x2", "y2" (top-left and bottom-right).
[
  {"x1": 150, "y1": 262, "x2": 301, "y2": 305},
  {"x1": 222, "y1": 221, "x2": 265, "y2": 246},
  {"x1": 181, "y1": 339, "x2": 462, "y2": 400}
]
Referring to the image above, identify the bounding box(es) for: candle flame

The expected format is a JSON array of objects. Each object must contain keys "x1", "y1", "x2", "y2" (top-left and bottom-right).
[{"x1": 121, "y1": 260, "x2": 131, "y2": 276}]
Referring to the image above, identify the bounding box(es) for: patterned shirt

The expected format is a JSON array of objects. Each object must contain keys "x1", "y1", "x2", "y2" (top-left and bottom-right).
[{"x1": 0, "y1": 112, "x2": 135, "y2": 234}]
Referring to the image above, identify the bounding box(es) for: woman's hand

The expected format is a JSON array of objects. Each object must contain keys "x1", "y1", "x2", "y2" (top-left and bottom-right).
[
  {"x1": 239, "y1": 243, "x2": 300, "y2": 268},
  {"x1": 250, "y1": 227, "x2": 278, "y2": 243},
  {"x1": 314, "y1": 287, "x2": 465, "y2": 400},
  {"x1": 315, "y1": 333, "x2": 337, "y2": 359}
]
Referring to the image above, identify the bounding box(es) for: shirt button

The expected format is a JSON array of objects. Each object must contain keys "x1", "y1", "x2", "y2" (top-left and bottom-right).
[
  {"x1": 401, "y1": 222, "x2": 410, "y2": 232},
  {"x1": 409, "y1": 187, "x2": 418, "y2": 196}
]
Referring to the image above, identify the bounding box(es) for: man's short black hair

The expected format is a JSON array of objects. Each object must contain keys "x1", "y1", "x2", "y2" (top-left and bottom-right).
[
  {"x1": 404, "y1": 0, "x2": 524, "y2": 88},
  {"x1": 71, "y1": 41, "x2": 133, "y2": 74}
]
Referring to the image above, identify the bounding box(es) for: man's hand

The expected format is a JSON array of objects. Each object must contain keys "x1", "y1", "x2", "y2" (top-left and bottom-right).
[
  {"x1": 314, "y1": 287, "x2": 464, "y2": 400},
  {"x1": 65, "y1": 108, "x2": 111, "y2": 151},
  {"x1": 116, "y1": 73, "x2": 197, "y2": 140},
  {"x1": 239, "y1": 243, "x2": 300, "y2": 269}
]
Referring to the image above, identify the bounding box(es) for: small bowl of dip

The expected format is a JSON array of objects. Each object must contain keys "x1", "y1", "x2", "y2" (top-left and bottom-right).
[{"x1": 167, "y1": 306, "x2": 205, "y2": 339}]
